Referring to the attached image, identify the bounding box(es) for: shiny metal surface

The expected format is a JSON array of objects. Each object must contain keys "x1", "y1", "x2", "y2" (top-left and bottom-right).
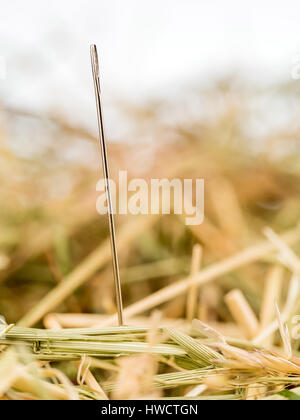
[{"x1": 90, "y1": 44, "x2": 124, "y2": 326}]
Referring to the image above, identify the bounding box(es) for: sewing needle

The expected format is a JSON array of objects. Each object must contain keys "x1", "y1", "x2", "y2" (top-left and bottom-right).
[{"x1": 90, "y1": 44, "x2": 124, "y2": 326}]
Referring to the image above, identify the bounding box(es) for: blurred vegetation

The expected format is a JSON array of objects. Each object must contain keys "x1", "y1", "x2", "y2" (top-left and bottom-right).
[{"x1": 1, "y1": 79, "x2": 300, "y2": 399}]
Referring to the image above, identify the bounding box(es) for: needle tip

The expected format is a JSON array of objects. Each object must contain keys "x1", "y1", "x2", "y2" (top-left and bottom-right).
[{"x1": 90, "y1": 44, "x2": 99, "y2": 77}]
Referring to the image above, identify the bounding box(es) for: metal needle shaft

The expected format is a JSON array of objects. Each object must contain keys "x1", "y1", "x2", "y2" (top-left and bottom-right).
[{"x1": 90, "y1": 44, "x2": 124, "y2": 326}]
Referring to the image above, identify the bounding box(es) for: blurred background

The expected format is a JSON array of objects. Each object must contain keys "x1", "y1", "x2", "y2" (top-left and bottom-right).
[{"x1": 1, "y1": 0, "x2": 300, "y2": 328}]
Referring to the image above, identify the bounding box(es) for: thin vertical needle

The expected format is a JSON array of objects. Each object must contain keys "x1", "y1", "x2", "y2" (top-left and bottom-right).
[{"x1": 90, "y1": 44, "x2": 124, "y2": 326}]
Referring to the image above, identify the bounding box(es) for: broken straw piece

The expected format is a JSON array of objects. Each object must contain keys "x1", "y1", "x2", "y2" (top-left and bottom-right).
[{"x1": 225, "y1": 289, "x2": 259, "y2": 340}]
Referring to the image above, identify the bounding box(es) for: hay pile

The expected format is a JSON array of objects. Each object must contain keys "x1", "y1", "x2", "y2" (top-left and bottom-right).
[{"x1": 1, "y1": 81, "x2": 300, "y2": 399}]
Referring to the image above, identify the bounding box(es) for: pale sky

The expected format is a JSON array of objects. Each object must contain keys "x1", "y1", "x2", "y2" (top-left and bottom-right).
[{"x1": 0, "y1": 0, "x2": 300, "y2": 135}]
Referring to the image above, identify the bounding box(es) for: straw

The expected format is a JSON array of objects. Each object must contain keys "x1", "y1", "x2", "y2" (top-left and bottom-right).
[
  {"x1": 225, "y1": 289, "x2": 259, "y2": 339},
  {"x1": 91, "y1": 225, "x2": 300, "y2": 327}
]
